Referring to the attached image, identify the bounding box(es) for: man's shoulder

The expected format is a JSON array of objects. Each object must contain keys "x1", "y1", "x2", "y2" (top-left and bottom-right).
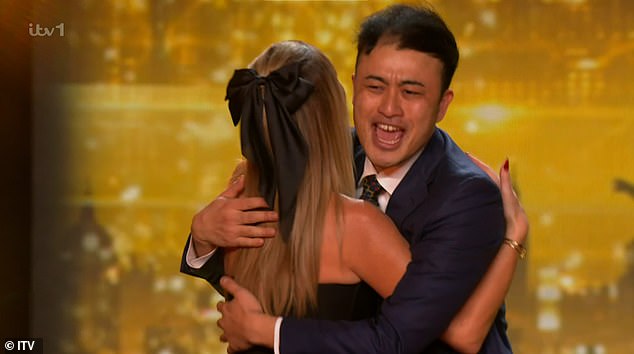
[
  {"x1": 429, "y1": 129, "x2": 496, "y2": 185},
  {"x1": 394, "y1": 128, "x2": 499, "y2": 204},
  {"x1": 442, "y1": 156, "x2": 500, "y2": 203}
]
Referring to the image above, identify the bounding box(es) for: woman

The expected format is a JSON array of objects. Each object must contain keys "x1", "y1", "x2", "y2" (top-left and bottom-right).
[{"x1": 217, "y1": 40, "x2": 528, "y2": 353}]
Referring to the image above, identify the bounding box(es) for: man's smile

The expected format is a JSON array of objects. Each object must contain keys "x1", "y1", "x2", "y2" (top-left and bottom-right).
[{"x1": 374, "y1": 123, "x2": 404, "y2": 147}]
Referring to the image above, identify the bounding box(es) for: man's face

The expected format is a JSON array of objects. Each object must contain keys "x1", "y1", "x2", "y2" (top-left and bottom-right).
[{"x1": 352, "y1": 42, "x2": 453, "y2": 173}]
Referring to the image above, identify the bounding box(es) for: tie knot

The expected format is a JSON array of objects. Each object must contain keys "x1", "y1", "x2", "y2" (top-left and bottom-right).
[{"x1": 360, "y1": 175, "x2": 383, "y2": 207}]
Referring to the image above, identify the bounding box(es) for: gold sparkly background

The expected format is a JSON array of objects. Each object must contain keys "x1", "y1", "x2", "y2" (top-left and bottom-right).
[{"x1": 24, "y1": 0, "x2": 634, "y2": 353}]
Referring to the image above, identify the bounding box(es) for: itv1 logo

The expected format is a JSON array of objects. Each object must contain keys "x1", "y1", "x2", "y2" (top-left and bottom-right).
[{"x1": 28, "y1": 23, "x2": 64, "y2": 37}]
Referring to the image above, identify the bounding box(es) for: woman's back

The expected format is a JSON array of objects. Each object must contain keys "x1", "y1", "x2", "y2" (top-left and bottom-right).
[
  {"x1": 232, "y1": 194, "x2": 407, "y2": 354},
  {"x1": 320, "y1": 194, "x2": 410, "y2": 299}
]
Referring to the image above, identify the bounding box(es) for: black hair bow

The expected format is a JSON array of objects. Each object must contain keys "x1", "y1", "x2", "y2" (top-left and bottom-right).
[{"x1": 225, "y1": 62, "x2": 314, "y2": 242}]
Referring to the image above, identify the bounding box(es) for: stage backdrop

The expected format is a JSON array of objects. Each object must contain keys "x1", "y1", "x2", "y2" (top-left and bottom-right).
[{"x1": 29, "y1": 0, "x2": 634, "y2": 353}]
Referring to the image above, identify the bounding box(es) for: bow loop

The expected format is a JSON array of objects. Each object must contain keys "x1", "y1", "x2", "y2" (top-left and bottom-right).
[
  {"x1": 225, "y1": 68, "x2": 261, "y2": 127},
  {"x1": 267, "y1": 63, "x2": 314, "y2": 114}
]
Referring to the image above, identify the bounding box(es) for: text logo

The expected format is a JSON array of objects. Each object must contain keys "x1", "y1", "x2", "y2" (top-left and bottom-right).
[
  {"x1": 28, "y1": 23, "x2": 64, "y2": 37},
  {"x1": 3, "y1": 338, "x2": 43, "y2": 353}
]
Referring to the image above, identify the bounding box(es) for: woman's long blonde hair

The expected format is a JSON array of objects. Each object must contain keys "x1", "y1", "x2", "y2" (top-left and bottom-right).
[{"x1": 226, "y1": 41, "x2": 355, "y2": 317}]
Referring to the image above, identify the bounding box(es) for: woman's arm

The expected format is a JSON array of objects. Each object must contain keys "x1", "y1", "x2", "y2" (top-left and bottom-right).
[
  {"x1": 341, "y1": 197, "x2": 411, "y2": 299},
  {"x1": 440, "y1": 158, "x2": 529, "y2": 353},
  {"x1": 342, "y1": 158, "x2": 528, "y2": 354}
]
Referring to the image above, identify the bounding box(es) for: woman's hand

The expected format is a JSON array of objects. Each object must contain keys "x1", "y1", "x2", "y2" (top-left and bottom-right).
[
  {"x1": 441, "y1": 154, "x2": 530, "y2": 352},
  {"x1": 467, "y1": 155, "x2": 529, "y2": 246}
]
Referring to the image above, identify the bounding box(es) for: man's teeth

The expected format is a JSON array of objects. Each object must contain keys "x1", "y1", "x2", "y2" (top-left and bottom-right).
[{"x1": 378, "y1": 123, "x2": 398, "y2": 132}]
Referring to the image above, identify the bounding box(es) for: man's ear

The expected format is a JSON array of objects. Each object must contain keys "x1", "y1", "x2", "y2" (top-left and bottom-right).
[{"x1": 436, "y1": 89, "x2": 454, "y2": 123}]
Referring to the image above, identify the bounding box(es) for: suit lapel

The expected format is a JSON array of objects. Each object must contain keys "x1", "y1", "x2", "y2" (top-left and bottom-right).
[
  {"x1": 386, "y1": 129, "x2": 445, "y2": 229},
  {"x1": 352, "y1": 128, "x2": 447, "y2": 232},
  {"x1": 352, "y1": 129, "x2": 365, "y2": 184}
]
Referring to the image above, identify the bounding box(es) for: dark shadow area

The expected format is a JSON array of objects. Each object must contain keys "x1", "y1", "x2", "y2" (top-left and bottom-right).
[{"x1": 0, "y1": 0, "x2": 32, "y2": 337}]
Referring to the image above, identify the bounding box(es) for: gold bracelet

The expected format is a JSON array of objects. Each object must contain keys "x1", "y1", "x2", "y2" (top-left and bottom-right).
[{"x1": 504, "y1": 238, "x2": 527, "y2": 259}]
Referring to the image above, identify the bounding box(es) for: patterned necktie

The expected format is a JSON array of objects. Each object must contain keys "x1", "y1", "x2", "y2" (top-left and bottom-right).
[{"x1": 360, "y1": 175, "x2": 383, "y2": 207}]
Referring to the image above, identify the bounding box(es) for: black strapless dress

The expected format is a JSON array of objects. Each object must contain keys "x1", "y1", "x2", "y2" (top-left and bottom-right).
[{"x1": 241, "y1": 282, "x2": 382, "y2": 354}]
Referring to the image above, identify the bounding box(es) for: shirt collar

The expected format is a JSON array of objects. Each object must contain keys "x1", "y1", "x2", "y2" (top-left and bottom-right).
[{"x1": 359, "y1": 148, "x2": 424, "y2": 196}]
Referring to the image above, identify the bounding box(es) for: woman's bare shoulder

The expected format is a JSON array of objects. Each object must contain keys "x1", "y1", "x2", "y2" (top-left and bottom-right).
[
  {"x1": 338, "y1": 194, "x2": 398, "y2": 245},
  {"x1": 335, "y1": 195, "x2": 410, "y2": 298}
]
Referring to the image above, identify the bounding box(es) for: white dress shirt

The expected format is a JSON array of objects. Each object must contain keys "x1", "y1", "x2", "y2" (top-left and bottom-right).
[{"x1": 186, "y1": 241, "x2": 215, "y2": 268}]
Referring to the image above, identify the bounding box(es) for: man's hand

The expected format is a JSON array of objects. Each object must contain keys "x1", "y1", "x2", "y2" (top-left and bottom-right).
[
  {"x1": 217, "y1": 276, "x2": 277, "y2": 353},
  {"x1": 191, "y1": 175, "x2": 279, "y2": 256}
]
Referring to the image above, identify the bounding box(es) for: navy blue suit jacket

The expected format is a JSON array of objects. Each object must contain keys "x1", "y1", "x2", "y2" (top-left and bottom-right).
[{"x1": 279, "y1": 128, "x2": 511, "y2": 353}]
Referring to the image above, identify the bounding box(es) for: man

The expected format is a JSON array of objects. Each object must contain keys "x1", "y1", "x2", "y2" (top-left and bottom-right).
[{"x1": 182, "y1": 4, "x2": 513, "y2": 353}]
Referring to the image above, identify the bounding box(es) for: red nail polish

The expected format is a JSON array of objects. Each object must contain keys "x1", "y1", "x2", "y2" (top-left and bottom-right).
[{"x1": 503, "y1": 159, "x2": 509, "y2": 171}]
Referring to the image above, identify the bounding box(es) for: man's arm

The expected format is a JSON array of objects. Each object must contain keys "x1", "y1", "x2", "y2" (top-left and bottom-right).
[
  {"x1": 180, "y1": 236, "x2": 227, "y2": 294},
  {"x1": 190, "y1": 174, "x2": 278, "y2": 252},
  {"x1": 279, "y1": 176, "x2": 504, "y2": 353},
  {"x1": 179, "y1": 173, "x2": 278, "y2": 291}
]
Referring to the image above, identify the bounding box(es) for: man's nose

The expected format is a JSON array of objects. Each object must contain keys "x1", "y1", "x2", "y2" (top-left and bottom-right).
[{"x1": 378, "y1": 87, "x2": 403, "y2": 117}]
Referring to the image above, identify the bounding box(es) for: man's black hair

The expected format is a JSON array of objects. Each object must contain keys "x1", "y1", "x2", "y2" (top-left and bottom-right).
[{"x1": 356, "y1": 4, "x2": 459, "y2": 93}]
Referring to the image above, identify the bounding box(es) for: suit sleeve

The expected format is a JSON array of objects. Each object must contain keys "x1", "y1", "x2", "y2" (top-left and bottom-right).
[
  {"x1": 179, "y1": 235, "x2": 226, "y2": 296},
  {"x1": 280, "y1": 177, "x2": 505, "y2": 354}
]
